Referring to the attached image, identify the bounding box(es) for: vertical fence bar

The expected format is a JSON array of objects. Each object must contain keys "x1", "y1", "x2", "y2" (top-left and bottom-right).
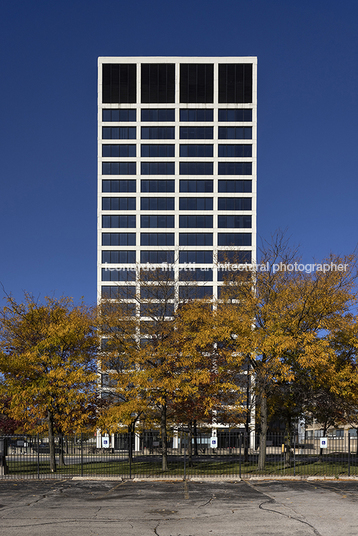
[
  {"x1": 37, "y1": 433, "x2": 40, "y2": 479},
  {"x1": 129, "y1": 430, "x2": 132, "y2": 480},
  {"x1": 183, "y1": 432, "x2": 186, "y2": 481},
  {"x1": 239, "y1": 433, "x2": 242, "y2": 479},
  {"x1": 293, "y1": 432, "x2": 296, "y2": 477},
  {"x1": 348, "y1": 433, "x2": 351, "y2": 477},
  {"x1": 80, "y1": 433, "x2": 83, "y2": 477}
]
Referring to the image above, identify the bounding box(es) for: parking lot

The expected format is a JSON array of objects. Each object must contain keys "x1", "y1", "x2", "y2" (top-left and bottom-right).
[{"x1": 0, "y1": 478, "x2": 357, "y2": 535}]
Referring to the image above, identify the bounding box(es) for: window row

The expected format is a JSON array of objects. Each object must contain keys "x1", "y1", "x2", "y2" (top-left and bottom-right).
[
  {"x1": 102, "y1": 144, "x2": 252, "y2": 158},
  {"x1": 102, "y1": 197, "x2": 252, "y2": 211},
  {"x1": 101, "y1": 265, "x2": 255, "y2": 283},
  {"x1": 102, "y1": 126, "x2": 253, "y2": 139},
  {"x1": 102, "y1": 109, "x2": 253, "y2": 123},
  {"x1": 103, "y1": 63, "x2": 252, "y2": 104},
  {"x1": 101, "y1": 285, "x2": 223, "y2": 301},
  {"x1": 102, "y1": 232, "x2": 251, "y2": 247},
  {"x1": 102, "y1": 250, "x2": 252, "y2": 265},
  {"x1": 102, "y1": 162, "x2": 252, "y2": 176},
  {"x1": 102, "y1": 267, "x2": 214, "y2": 282},
  {"x1": 102, "y1": 179, "x2": 252, "y2": 193},
  {"x1": 101, "y1": 214, "x2": 252, "y2": 228}
]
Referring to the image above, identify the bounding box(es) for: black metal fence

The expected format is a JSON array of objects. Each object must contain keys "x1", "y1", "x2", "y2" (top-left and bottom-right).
[{"x1": 1, "y1": 431, "x2": 357, "y2": 479}]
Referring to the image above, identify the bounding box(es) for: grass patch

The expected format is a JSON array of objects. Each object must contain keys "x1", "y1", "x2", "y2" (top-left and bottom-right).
[{"x1": 5, "y1": 455, "x2": 358, "y2": 478}]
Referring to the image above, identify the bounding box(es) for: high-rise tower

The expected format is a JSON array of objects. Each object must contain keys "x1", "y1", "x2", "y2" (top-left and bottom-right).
[{"x1": 98, "y1": 57, "x2": 257, "y2": 309}]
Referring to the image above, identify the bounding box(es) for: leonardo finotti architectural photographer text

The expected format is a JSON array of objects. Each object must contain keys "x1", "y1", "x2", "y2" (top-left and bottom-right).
[{"x1": 103, "y1": 262, "x2": 349, "y2": 274}]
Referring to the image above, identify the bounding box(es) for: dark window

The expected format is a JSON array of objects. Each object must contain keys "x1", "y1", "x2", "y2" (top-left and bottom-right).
[
  {"x1": 179, "y1": 286, "x2": 213, "y2": 299},
  {"x1": 219, "y1": 64, "x2": 252, "y2": 103},
  {"x1": 179, "y1": 215, "x2": 213, "y2": 228},
  {"x1": 141, "y1": 180, "x2": 174, "y2": 192},
  {"x1": 180, "y1": 64, "x2": 213, "y2": 103},
  {"x1": 102, "y1": 162, "x2": 136, "y2": 175},
  {"x1": 102, "y1": 198, "x2": 136, "y2": 210},
  {"x1": 102, "y1": 267, "x2": 136, "y2": 281},
  {"x1": 218, "y1": 109, "x2": 252, "y2": 121},
  {"x1": 141, "y1": 198, "x2": 174, "y2": 210},
  {"x1": 180, "y1": 127, "x2": 213, "y2": 139},
  {"x1": 218, "y1": 162, "x2": 252, "y2": 175},
  {"x1": 179, "y1": 268, "x2": 213, "y2": 281},
  {"x1": 180, "y1": 109, "x2": 213, "y2": 121},
  {"x1": 102, "y1": 64, "x2": 136, "y2": 103},
  {"x1": 218, "y1": 180, "x2": 252, "y2": 193},
  {"x1": 102, "y1": 109, "x2": 136, "y2": 121},
  {"x1": 140, "y1": 250, "x2": 175, "y2": 263},
  {"x1": 102, "y1": 233, "x2": 136, "y2": 246},
  {"x1": 140, "y1": 303, "x2": 174, "y2": 317},
  {"x1": 179, "y1": 162, "x2": 213, "y2": 175},
  {"x1": 102, "y1": 144, "x2": 136, "y2": 157},
  {"x1": 141, "y1": 233, "x2": 175, "y2": 246},
  {"x1": 141, "y1": 162, "x2": 175, "y2": 175},
  {"x1": 140, "y1": 286, "x2": 174, "y2": 300},
  {"x1": 141, "y1": 144, "x2": 175, "y2": 157},
  {"x1": 102, "y1": 215, "x2": 136, "y2": 228},
  {"x1": 218, "y1": 250, "x2": 252, "y2": 263},
  {"x1": 140, "y1": 215, "x2": 175, "y2": 228},
  {"x1": 180, "y1": 144, "x2": 213, "y2": 157},
  {"x1": 179, "y1": 180, "x2": 213, "y2": 192},
  {"x1": 140, "y1": 268, "x2": 175, "y2": 281},
  {"x1": 101, "y1": 286, "x2": 136, "y2": 299},
  {"x1": 218, "y1": 198, "x2": 252, "y2": 211},
  {"x1": 141, "y1": 109, "x2": 175, "y2": 121},
  {"x1": 141, "y1": 64, "x2": 175, "y2": 103},
  {"x1": 218, "y1": 233, "x2": 251, "y2": 246},
  {"x1": 141, "y1": 127, "x2": 175, "y2": 139},
  {"x1": 218, "y1": 127, "x2": 252, "y2": 139},
  {"x1": 102, "y1": 127, "x2": 136, "y2": 139},
  {"x1": 218, "y1": 215, "x2": 252, "y2": 228},
  {"x1": 179, "y1": 251, "x2": 213, "y2": 263},
  {"x1": 102, "y1": 250, "x2": 136, "y2": 263},
  {"x1": 179, "y1": 198, "x2": 213, "y2": 210},
  {"x1": 102, "y1": 180, "x2": 136, "y2": 193},
  {"x1": 179, "y1": 233, "x2": 213, "y2": 246},
  {"x1": 218, "y1": 144, "x2": 252, "y2": 157}
]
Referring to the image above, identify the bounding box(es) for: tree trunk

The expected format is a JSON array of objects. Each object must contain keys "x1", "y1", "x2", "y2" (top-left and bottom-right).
[
  {"x1": 258, "y1": 392, "x2": 268, "y2": 471},
  {"x1": 188, "y1": 421, "x2": 193, "y2": 467},
  {"x1": 193, "y1": 420, "x2": 199, "y2": 456},
  {"x1": 160, "y1": 402, "x2": 168, "y2": 471},
  {"x1": 284, "y1": 424, "x2": 292, "y2": 467},
  {"x1": 47, "y1": 410, "x2": 57, "y2": 473},
  {"x1": 58, "y1": 433, "x2": 65, "y2": 466}
]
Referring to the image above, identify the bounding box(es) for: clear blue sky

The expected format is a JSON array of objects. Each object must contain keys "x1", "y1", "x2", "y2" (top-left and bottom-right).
[{"x1": 1, "y1": 0, "x2": 357, "y2": 304}]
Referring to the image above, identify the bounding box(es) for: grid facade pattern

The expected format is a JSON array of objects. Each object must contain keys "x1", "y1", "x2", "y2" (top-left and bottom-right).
[{"x1": 98, "y1": 57, "x2": 257, "y2": 308}]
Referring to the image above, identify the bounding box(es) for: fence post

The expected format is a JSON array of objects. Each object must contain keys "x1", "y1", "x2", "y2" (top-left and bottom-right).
[
  {"x1": 129, "y1": 431, "x2": 132, "y2": 480},
  {"x1": 348, "y1": 433, "x2": 351, "y2": 477},
  {"x1": 37, "y1": 433, "x2": 40, "y2": 479},
  {"x1": 239, "y1": 433, "x2": 242, "y2": 479},
  {"x1": 183, "y1": 432, "x2": 186, "y2": 481},
  {"x1": 293, "y1": 432, "x2": 296, "y2": 477},
  {"x1": 80, "y1": 433, "x2": 83, "y2": 477}
]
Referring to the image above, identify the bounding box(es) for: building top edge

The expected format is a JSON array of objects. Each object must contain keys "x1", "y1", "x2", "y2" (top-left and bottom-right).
[{"x1": 98, "y1": 56, "x2": 257, "y2": 64}]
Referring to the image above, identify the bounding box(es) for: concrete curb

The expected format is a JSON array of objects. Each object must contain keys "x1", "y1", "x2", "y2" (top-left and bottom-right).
[{"x1": 72, "y1": 476, "x2": 123, "y2": 481}]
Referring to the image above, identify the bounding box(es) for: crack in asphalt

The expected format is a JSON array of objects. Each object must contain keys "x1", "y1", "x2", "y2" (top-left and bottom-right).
[
  {"x1": 153, "y1": 520, "x2": 161, "y2": 536},
  {"x1": 245, "y1": 481, "x2": 323, "y2": 536}
]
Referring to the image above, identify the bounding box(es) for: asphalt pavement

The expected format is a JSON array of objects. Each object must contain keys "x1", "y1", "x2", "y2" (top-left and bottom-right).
[{"x1": 0, "y1": 478, "x2": 357, "y2": 535}]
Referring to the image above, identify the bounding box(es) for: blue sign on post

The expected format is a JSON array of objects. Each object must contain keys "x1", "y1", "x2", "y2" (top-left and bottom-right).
[{"x1": 320, "y1": 438, "x2": 328, "y2": 449}]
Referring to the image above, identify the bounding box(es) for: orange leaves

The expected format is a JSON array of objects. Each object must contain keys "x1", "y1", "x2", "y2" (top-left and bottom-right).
[{"x1": 0, "y1": 294, "x2": 98, "y2": 434}]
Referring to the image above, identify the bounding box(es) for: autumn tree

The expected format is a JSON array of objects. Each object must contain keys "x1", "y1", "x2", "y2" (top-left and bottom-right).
[
  {"x1": 98, "y1": 268, "x2": 246, "y2": 471},
  {"x1": 0, "y1": 294, "x2": 98, "y2": 472},
  {"x1": 218, "y1": 234, "x2": 357, "y2": 469}
]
